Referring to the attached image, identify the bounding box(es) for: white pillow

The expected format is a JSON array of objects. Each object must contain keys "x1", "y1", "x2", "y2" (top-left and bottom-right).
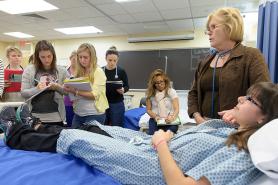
[{"x1": 248, "y1": 118, "x2": 278, "y2": 179}]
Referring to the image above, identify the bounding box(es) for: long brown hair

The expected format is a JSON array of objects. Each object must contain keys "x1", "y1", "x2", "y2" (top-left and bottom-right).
[
  {"x1": 34, "y1": 40, "x2": 57, "y2": 72},
  {"x1": 146, "y1": 69, "x2": 171, "y2": 99},
  {"x1": 226, "y1": 82, "x2": 278, "y2": 151}
]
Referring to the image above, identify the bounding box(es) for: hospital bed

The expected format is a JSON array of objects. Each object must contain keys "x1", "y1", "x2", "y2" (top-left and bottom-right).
[
  {"x1": 0, "y1": 98, "x2": 276, "y2": 185},
  {"x1": 0, "y1": 139, "x2": 121, "y2": 185}
]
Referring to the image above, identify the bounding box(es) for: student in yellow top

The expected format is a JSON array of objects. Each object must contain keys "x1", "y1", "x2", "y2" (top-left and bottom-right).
[{"x1": 64, "y1": 43, "x2": 108, "y2": 128}]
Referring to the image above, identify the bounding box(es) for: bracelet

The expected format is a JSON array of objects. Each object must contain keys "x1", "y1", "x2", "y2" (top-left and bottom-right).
[
  {"x1": 153, "y1": 139, "x2": 166, "y2": 150},
  {"x1": 75, "y1": 90, "x2": 79, "y2": 96}
]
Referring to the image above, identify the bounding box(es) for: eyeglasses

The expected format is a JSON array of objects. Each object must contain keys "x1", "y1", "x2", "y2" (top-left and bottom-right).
[
  {"x1": 245, "y1": 95, "x2": 261, "y2": 109},
  {"x1": 155, "y1": 80, "x2": 165, "y2": 85},
  {"x1": 204, "y1": 24, "x2": 224, "y2": 35}
]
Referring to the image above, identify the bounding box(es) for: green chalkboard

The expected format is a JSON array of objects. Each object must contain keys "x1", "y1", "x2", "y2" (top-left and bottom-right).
[{"x1": 118, "y1": 48, "x2": 209, "y2": 90}]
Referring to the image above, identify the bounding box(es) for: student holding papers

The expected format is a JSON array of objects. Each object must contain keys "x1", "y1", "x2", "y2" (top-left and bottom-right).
[
  {"x1": 63, "y1": 50, "x2": 77, "y2": 126},
  {"x1": 146, "y1": 69, "x2": 180, "y2": 135},
  {"x1": 103, "y1": 46, "x2": 129, "y2": 127},
  {"x1": 63, "y1": 43, "x2": 108, "y2": 127},
  {"x1": 3, "y1": 46, "x2": 24, "y2": 102},
  {"x1": 21, "y1": 40, "x2": 67, "y2": 126}
]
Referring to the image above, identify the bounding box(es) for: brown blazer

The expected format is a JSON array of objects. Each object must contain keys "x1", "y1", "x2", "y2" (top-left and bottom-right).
[{"x1": 187, "y1": 44, "x2": 270, "y2": 118}]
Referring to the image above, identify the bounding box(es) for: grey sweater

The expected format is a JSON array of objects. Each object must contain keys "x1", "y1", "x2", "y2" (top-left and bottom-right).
[{"x1": 21, "y1": 64, "x2": 67, "y2": 121}]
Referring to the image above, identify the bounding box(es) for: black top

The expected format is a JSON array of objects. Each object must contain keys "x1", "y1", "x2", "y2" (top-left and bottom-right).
[{"x1": 103, "y1": 66, "x2": 129, "y2": 103}]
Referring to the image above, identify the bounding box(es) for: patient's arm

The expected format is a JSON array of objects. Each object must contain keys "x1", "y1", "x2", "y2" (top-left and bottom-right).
[{"x1": 152, "y1": 130, "x2": 210, "y2": 185}]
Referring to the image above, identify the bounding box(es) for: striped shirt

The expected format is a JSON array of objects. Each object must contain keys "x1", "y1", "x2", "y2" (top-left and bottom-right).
[{"x1": 0, "y1": 60, "x2": 4, "y2": 97}]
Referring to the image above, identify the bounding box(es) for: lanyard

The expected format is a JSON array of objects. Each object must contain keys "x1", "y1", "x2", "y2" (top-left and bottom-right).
[
  {"x1": 211, "y1": 55, "x2": 220, "y2": 117},
  {"x1": 210, "y1": 50, "x2": 232, "y2": 117}
]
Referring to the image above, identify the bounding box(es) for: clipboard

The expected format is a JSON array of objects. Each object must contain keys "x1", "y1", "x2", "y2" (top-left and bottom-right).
[
  {"x1": 4, "y1": 69, "x2": 23, "y2": 92},
  {"x1": 157, "y1": 116, "x2": 181, "y2": 126},
  {"x1": 106, "y1": 80, "x2": 123, "y2": 89},
  {"x1": 64, "y1": 77, "x2": 92, "y2": 100}
]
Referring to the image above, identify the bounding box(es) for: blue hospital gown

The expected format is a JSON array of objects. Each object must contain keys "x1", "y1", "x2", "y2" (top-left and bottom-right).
[{"x1": 57, "y1": 119, "x2": 262, "y2": 185}]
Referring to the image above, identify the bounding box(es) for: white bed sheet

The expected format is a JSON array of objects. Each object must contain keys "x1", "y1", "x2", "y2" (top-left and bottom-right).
[{"x1": 251, "y1": 175, "x2": 278, "y2": 185}]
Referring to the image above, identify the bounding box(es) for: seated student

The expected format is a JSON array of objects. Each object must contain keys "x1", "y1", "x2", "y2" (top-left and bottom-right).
[
  {"x1": 0, "y1": 82, "x2": 277, "y2": 185},
  {"x1": 146, "y1": 69, "x2": 179, "y2": 135}
]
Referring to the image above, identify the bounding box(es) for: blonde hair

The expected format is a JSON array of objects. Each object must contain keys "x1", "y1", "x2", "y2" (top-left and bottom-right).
[
  {"x1": 69, "y1": 50, "x2": 77, "y2": 60},
  {"x1": 146, "y1": 69, "x2": 171, "y2": 99},
  {"x1": 206, "y1": 7, "x2": 244, "y2": 43},
  {"x1": 6, "y1": 46, "x2": 22, "y2": 58},
  {"x1": 75, "y1": 43, "x2": 97, "y2": 83}
]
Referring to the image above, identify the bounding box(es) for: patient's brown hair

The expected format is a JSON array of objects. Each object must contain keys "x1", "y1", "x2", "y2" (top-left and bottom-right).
[{"x1": 226, "y1": 82, "x2": 278, "y2": 151}]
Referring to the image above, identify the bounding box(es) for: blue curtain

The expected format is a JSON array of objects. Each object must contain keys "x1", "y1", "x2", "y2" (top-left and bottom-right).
[{"x1": 257, "y1": 1, "x2": 278, "y2": 83}]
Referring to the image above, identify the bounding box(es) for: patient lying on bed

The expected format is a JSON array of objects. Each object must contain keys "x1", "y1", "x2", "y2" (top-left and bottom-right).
[{"x1": 0, "y1": 82, "x2": 277, "y2": 185}]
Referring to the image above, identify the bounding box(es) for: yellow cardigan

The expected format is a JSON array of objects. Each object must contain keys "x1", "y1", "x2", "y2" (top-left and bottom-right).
[{"x1": 92, "y1": 67, "x2": 109, "y2": 113}]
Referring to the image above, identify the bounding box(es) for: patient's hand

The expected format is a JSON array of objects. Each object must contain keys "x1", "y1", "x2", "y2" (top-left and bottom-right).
[
  {"x1": 218, "y1": 109, "x2": 238, "y2": 126},
  {"x1": 152, "y1": 130, "x2": 173, "y2": 145}
]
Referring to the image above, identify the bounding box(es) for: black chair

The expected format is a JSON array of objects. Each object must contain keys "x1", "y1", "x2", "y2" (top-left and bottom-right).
[{"x1": 139, "y1": 97, "x2": 146, "y2": 107}]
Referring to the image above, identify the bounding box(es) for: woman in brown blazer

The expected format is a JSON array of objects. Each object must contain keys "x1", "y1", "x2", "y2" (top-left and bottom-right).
[{"x1": 188, "y1": 7, "x2": 270, "y2": 124}]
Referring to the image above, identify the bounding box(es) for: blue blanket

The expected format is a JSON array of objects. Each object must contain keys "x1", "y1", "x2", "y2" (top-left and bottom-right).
[
  {"x1": 0, "y1": 140, "x2": 121, "y2": 185},
  {"x1": 123, "y1": 107, "x2": 146, "y2": 130}
]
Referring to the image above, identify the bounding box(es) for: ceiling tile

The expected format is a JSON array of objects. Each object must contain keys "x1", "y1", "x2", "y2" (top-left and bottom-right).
[
  {"x1": 191, "y1": 5, "x2": 223, "y2": 18},
  {"x1": 132, "y1": 12, "x2": 163, "y2": 22},
  {"x1": 38, "y1": 10, "x2": 72, "y2": 21},
  {"x1": 153, "y1": 0, "x2": 189, "y2": 10},
  {"x1": 160, "y1": 8, "x2": 192, "y2": 20},
  {"x1": 120, "y1": 0, "x2": 157, "y2": 13},
  {"x1": 189, "y1": 0, "x2": 224, "y2": 7},
  {"x1": 112, "y1": 14, "x2": 136, "y2": 24},
  {"x1": 63, "y1": 6, "x2": 103, "y2": 18},
  {"x1": 86, "y1": 0, "x2": 115, "y2": 6},
  {"x1": 47, "y1": 0, "x2": 88, "y2": 8},
  {"x1": 80, "y1": 17, "x2": 114, "y2": 26},
  {"x1": 96, "y1": 3, "x2": 128, "y2": 16},
  {"x1": 0, "y1": 0, "x2": 261, "y2": 42}
]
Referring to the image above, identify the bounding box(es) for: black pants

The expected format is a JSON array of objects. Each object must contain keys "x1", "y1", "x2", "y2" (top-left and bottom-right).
[{"x1": 6, "y1": 124, "x2": 112, "y2": 153}]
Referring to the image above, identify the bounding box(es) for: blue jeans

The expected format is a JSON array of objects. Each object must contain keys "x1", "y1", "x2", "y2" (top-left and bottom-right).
[
  {"x1": 72, "y1": 113, "x2": 106, "y2": 128},
  {"x1": 148, "y1": 118, "x2": 179, "y2": 135},
  {"x1": 105, "y1": 102, "x2": 125, "y2": 127}
]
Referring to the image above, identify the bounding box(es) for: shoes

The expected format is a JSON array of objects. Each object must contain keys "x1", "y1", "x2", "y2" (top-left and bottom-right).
[
  {"x1": 0, "y1": 106, "x2": 17, "y2": 138},
  {"x1": 16, "y1": 103, "x2": 40, "y2": 127}
]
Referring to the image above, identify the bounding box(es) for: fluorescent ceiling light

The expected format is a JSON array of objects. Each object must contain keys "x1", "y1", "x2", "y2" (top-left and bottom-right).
[
  {"x1": 4, "y1": 32, "x2": 34, "y2": 38},
  {"x1": 54, "y1": 26, "x2": 103, "y2": 35},
  {"x1": 115, "y1": 0, "x2": 140, "y2": 2},
  {"x1": 0, "y1": 0, "x2": 58, "y2": 14}
]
